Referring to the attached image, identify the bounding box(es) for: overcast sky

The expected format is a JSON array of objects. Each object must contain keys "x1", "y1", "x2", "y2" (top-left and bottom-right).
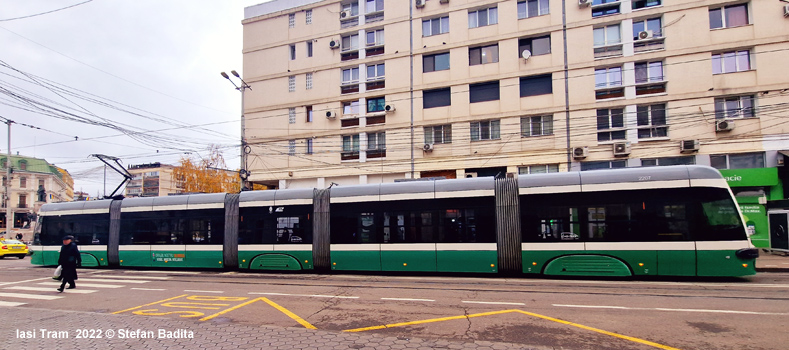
[{"x1": 0, "y1": 0, "x2": 267, "y2": 198}]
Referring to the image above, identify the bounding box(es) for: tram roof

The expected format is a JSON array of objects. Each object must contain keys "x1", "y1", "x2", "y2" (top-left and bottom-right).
[{"x1": 518, "y1": 165, "x2": 724, "y2": 190}]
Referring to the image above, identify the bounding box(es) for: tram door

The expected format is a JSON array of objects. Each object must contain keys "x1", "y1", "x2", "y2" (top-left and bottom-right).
[{"x1": 768, "y1": 212, "x2": 789, "y2": 250}]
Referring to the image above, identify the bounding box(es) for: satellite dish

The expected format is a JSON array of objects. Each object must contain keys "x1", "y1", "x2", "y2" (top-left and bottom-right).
[{"x1": 521, "y1": 50, "x2": 532, "y2": 60}]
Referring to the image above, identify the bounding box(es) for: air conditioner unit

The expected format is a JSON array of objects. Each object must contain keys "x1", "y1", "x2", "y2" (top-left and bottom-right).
[
  {"x1": 572, "y1": 146, "x2": 588, "y2": 159},
  {"x1": 384, "y1": 104, "x2": 395, "y2": 112},
  {"x1": 465, "y1": 172, "x2": 478, "y2": 178},
  {"x1": 329, "y1": 39, "x2": 340, "y2": 49},
  {"x1": 637, "y1": 30, "x2": 654, "y2": 40},
  {"x1": 326, "y1": 111, "x2": 337, "y2": 119},
  {"x1": 784, "y1": 4, "x2": 789, "y2": 17},
  {"x1": 521, "y1": 49, "x2": 532, "y2": 61},
  {"x1": 579, "y1": 0, "x2": 591, "y2": 7},
  {"x1": 340, "y1": 10, "x2": 353, "y2": 19},
  {"x1": 680, "y1": 140, "x2": 699, "y2": 153},
  {"x1": 415, "y1": 0, "x2": 427, "y2": 8},
  {"x1": 612, "y1": 141, "x2": 631, "y2": 156},
  {"x1": 716, "y1": 119, "x2": 735, "y2": 132},
  {"x1": 423, "y1": 143, "x2": 434, "y2": 152},
  {"x1": 439, "y1": 0, "x2": 450, "y2": 3}
]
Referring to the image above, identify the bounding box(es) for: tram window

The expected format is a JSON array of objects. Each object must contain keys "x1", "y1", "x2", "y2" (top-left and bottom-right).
[
  {"x1": 40, "y1": 214, "x2": 109, "y2": 245},
  {"x1": 697, "y1": 196, "x2": 745, "y2": 241},
  {"x1": 239, "y1": 206, "x2": 312, "y2": 244}
]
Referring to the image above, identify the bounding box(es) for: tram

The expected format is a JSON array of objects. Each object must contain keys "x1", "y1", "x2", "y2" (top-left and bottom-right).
[{"x1": 31, "y1": 165, "x2": 758, "y2": 277}]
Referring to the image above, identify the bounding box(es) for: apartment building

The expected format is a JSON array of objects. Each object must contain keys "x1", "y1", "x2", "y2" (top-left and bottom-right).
[
  {"x1": 242, "y1": 0, "x2": 789, "y2": 247},
  {"x1": 125, "y1": 163, "x2": 182, "y2": 197}
]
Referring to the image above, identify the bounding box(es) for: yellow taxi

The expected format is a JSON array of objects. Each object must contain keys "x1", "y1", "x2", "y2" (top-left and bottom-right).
[{"x1": 0, "y1": 238, "x2": 28, "y2": 259}]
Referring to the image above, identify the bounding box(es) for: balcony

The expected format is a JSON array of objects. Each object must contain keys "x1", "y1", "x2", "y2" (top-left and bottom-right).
[{"x1": 341, "y1": 151, "x2": 360, "y2": 161}]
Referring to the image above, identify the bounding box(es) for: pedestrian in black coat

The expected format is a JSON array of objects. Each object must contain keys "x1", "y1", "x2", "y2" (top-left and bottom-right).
[{"x1": 57, "y1": 235, "x2": 80, "y2": 292}]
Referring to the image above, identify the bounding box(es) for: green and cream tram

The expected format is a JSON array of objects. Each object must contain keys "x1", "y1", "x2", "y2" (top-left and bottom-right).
[{"x1": 32, "y1": 165, "x2": 758, "y2": 277}]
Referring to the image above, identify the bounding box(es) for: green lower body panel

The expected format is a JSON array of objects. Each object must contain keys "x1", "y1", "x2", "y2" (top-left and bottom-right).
[
  {"x1": 186, "y1": 250, "x2": 224, "y2": 268},
  {"x1": 80, "y1": 253, "x2": 100, "y2": 267},
  {"x1": 697, "y1": 250, "x2": 756, "y2": 276},
  {"x1": 151, "y1": 250, "x2": 186, "y2": 268},
  {"x1": 331, "y1": 251, "x2": 380, "y2": 271},
  {"x1": 657, "y1": 251, "x2": 696, "y2": 276},
  {"x1": 381, "y1": 250, "x2": 436, "y2": 272},
  {"x1": 437, "y1": 251, "x2": 497, "y2": 273},
  {"x1": 119, "y1": 250, "x2": 151, "y2": 267},
  {"x1": 30, "y1": 248, "x2": 44, "y2": 265},
  {"x1": 543, "y1": 255, "x2": 632, "y2": 277},
  {"x1": 249, "y1": 253, "x2": 303, "y2": 270}
]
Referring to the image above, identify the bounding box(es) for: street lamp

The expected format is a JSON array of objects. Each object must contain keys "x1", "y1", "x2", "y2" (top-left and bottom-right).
[{"x1": 221, "y1": 70, "x2": 252, "y2": 190}]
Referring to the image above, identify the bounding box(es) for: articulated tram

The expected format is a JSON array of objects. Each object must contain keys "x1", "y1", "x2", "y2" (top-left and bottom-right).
[{"x1": 31, "y1": 165, "x2": 758, "y2": 277}]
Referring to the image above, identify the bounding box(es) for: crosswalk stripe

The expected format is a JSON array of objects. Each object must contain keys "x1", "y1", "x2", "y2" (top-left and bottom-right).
[
  {"x1": 77, "y1": 278, "x2": 150, "y2": 284},
  {"x1": 90, "y1": 275, "x2": 170, "y2": 280},
  {"x1": 0, "y1": 292, "x2": 63, "y2": 300},
  {"x1": 0, "y1": 301, "x2": 27, "y2": 307},
  {"x1": 4, "y1": 286, "x2": 98, "y2": 294},
  {"x1": 38, "y1": 282, "x2": 123, "y2": 289}
]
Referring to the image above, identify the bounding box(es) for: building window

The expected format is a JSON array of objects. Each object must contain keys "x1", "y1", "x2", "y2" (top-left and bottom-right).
[
  {"x1": 517, "y1": 0, "x2": 549, "y2": 19},
  {"x1": 592, "y1": 0, "x2": 621, "y2": 18},
  {"x1": 468, "y1": 7, "x2": 498, "y2": 28},
  {"x1": 18, "y1": 194, "x2": 27, "y2": 209},
  {"x1": 633, "y1": 17, "x2": 664, "y2": 53},
  {"x1": 632, "y1": 0, "x2": 660, "y2": 10},
  {"x1": 288, "y1": 76, "x2": 295, "y2": 92},
  {"x1": 306, "y1": 106, "x2": 313, "y2": 122},
  {"x1": 642, "y1": 156, "x2": 694, "y2": 167},
  {"x1": 20, "y1": 176, "x2": 26, "y2": 188},
  {"x1": 710, "y1": 152, "x2": 764, "y2": 170},
  {"x1": 519, "y1": 164, "x2": 559, "y2": 174},
  {"x1": 520, "y1": 74, "x2": 552, "y2": 97},
  {"x1": 634, "y1": 61, "x2": 666, "y2": 95},
  {"x1": 341, "y1": 34, "x2": 359, "y2": 52},
  {"x1": 289, "y1": 44, "x2": 296, "y2": 60},
  {"x1": 470, "y1": 120, "x2": 500, "y2": 141},
  {"x1": 19, "y1": 161, "x2": 26, "y2": 171},
  {"x1": 306, "y1": 139, "x2": 314, "y2": 155},
  {"x1": 469, "y1": 44, "x2": 498, "y2": 66},
  {"x1": 342, "y1": 2, "x2": 359, "y2": 17},
  {"x1": 288, "y1": 13, "x2": 295, "y2": 28},
  {"x1": 709, "y1": 3, "x2": 749, "y2": 29},
  {"x1": 367, "y1": 63, "x2": 385, "y2": 81},
  {"x1": 342, "y1": 134, "x2": 360, "y2": 160},
  {"x1": 595, "y1": 67, "x2": 624, "y2": 100},
  {"x1": 637, "y1": 103, "x2": 667, "y2": 139},
  {"x1": 424, "y1": 125, "x2": 452, "y2": 144},
  {"x1": 288, "y1": 140, "x2": 296, "y2": 155},
  {"x1": 423, "y1": 52, "x2": 449, "y2": 73},
  {"x1": 306, "y1": 72, "x2": 313, "y2": 90},
  {"x1": 39, "y1": 179, "x2": 44, "y2": 187},
  {"x1": 518, "y1": 35, "x2": 550, "y2": 57},
  {"x1": 423, "y1": 16, "x2": 449, "y2": 36},
  {"x1": 712, "y1": 50, "x2": 751, "y2": 74},
  {"x1": 469, "y1": 81, "x2": 500, "y2": 103},
  {"x1": 343, "y1": 101, "x2": 360, "y2": 115},
  {"x1": 367, "y1": 96, "x2": 386, "y2": 113},
  {"x1": 366, "y1": 29, "x2": 384, "y2": 47},
  {"x1": 593, "y1": 24, "x2": 622, "y2": 58},
  {"x1": 366, "y1": 0, "x2": 384, "y2": 13},
  {"x1": 581, "y1": 160, "x2": 627, "y2": 171},
  {"x1": 306, "y1": 9, "x2": 312, "y2": 24},
  {"x1": 715, "y1": 95, "x2": 755, "y2": 119},
  {"x1": 597, "y1": 108, "x2": 626, "y2": 142},
  {"x1": 341, "y1": 67, "x2": 360, "y2": 93},
  {"x1": 306, "y1": 41, "x2": 313, "y2": 57},
  {"x1": 288, "y1": 108, "x2": 296, "y2": 124},
  {"x1": 423, "y1": 88, "x2": 451, "y2": 109},
  {"x1": 367, "y1": 132, "x2": 386, "y2": 158},
  {"x1": 521, "y1": 116, "x2": 553, "y2": 137}
]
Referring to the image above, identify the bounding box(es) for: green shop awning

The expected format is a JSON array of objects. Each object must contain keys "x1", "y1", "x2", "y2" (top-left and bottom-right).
[{"x1": 718, "y1": 167, "x2": 779, "y2": 187}]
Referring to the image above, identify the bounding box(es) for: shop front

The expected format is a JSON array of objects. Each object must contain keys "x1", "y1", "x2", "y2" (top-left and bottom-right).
[{"x1": 719, "y1": 167, "x2": 783, "y2": 248}]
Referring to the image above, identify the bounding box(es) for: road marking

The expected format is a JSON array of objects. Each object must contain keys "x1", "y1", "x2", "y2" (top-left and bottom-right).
[
  {"x1": 112, "y1": 294, "x2": 188, "y2": 314},
  {"x1": 344, "y1": 309, "x2": 515, "y2": 332},
  {"x1": 554, "y1": 304, "x2": 789, "y2": 316},
  {"x1": 199, "y1": 297, "x2": 265, "y2": 322},
  {"x1": 184, "y1": 290, "x2": 224, "y2": 294},
  {"x1": 0, "y1": 301, "x2": 27, "y2": 307},
  {"x1": 507, "y1": 279, "x2": 789, "y2": 289},
  {"x1": 124, "y1": 270, "x2": 200, "y2": 275},
  {"x1": 0, "y1": 277, "x2": 53, "y2": 287},
  {"x1": 248, "y1": 292, "x2": 359, "y2": 299},
  {"x1": 462, "y1": 300, "x2": 525, "y2": 306},
  {"x1": 259, "y1": 297, "x2": 317, "y2": 329},
  {"x1": 131, "y1": 288, "x2": 167, "y2": 291},
  {"x1": 77, "y1": 278, "x2": 150, "y2": 284},
  {"x1": 4, "y1": 286, "x2": 97, "y2": 294},
  {"x1": 380, "y1": 298, "x2": 435, "y2": 302},
  {"x1": 90, "y1": 275, "x2": 170, "y2": 280},
  {"x1": 0, "y1": 292, "x2": 63, "y2": 300},
  {"x1": 39, "y1": 282, "x2": 124, "y2": 289}
]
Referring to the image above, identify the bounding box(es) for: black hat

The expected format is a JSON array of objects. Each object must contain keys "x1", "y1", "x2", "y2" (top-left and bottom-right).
[{"x1": 62, "y1": 235, "x2": 74, "y2": 241}]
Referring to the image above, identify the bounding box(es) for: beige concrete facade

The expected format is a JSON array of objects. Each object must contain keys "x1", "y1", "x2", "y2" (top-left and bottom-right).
[
  {"x1": 124, "y1": 163, "x2": 182, "y2": 197},
  {"x1": 242, "y1": 0, "x2": 789, "y2": 188}
]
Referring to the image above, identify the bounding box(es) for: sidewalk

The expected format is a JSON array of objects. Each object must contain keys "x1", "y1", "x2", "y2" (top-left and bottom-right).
[
  {"x1": 1, "y1": 307, "x2": 548, "y2": 350},
  {"x1": 755, "y1": 249, "x2": 789, "y2": 272}
]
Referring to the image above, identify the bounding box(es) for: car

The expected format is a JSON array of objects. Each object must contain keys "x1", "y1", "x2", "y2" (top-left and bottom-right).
[{"x1": 0, "y1": 239, "x2": 29, "y2": 259}]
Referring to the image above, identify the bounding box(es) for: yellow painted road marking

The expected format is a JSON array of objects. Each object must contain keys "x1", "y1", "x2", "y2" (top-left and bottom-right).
[
  {"x1": 199, "y1": 297, "x2": 266, "y2": 322},
  {"x1": 112, "y1": 294, "x2": 188, "y2": 314},
  {"x1": 343, "y1": 309, "x2": 681, "y2": 350},
  {"x1": 260, "y1": 297, "x2": 317, "y2": 329}
]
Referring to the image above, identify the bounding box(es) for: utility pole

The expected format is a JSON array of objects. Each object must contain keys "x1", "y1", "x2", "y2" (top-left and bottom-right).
[
  {"x1": 4, "y1": 120, "x2": 12, "y2": 237},
  {"x1": 221, "y1": 71, "x2": 252, "y2": 191}
]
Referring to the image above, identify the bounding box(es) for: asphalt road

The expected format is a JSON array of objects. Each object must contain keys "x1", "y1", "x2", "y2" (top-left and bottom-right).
[{"x1": 1, "y1": 257, "x2": 788, "y2": 350}]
